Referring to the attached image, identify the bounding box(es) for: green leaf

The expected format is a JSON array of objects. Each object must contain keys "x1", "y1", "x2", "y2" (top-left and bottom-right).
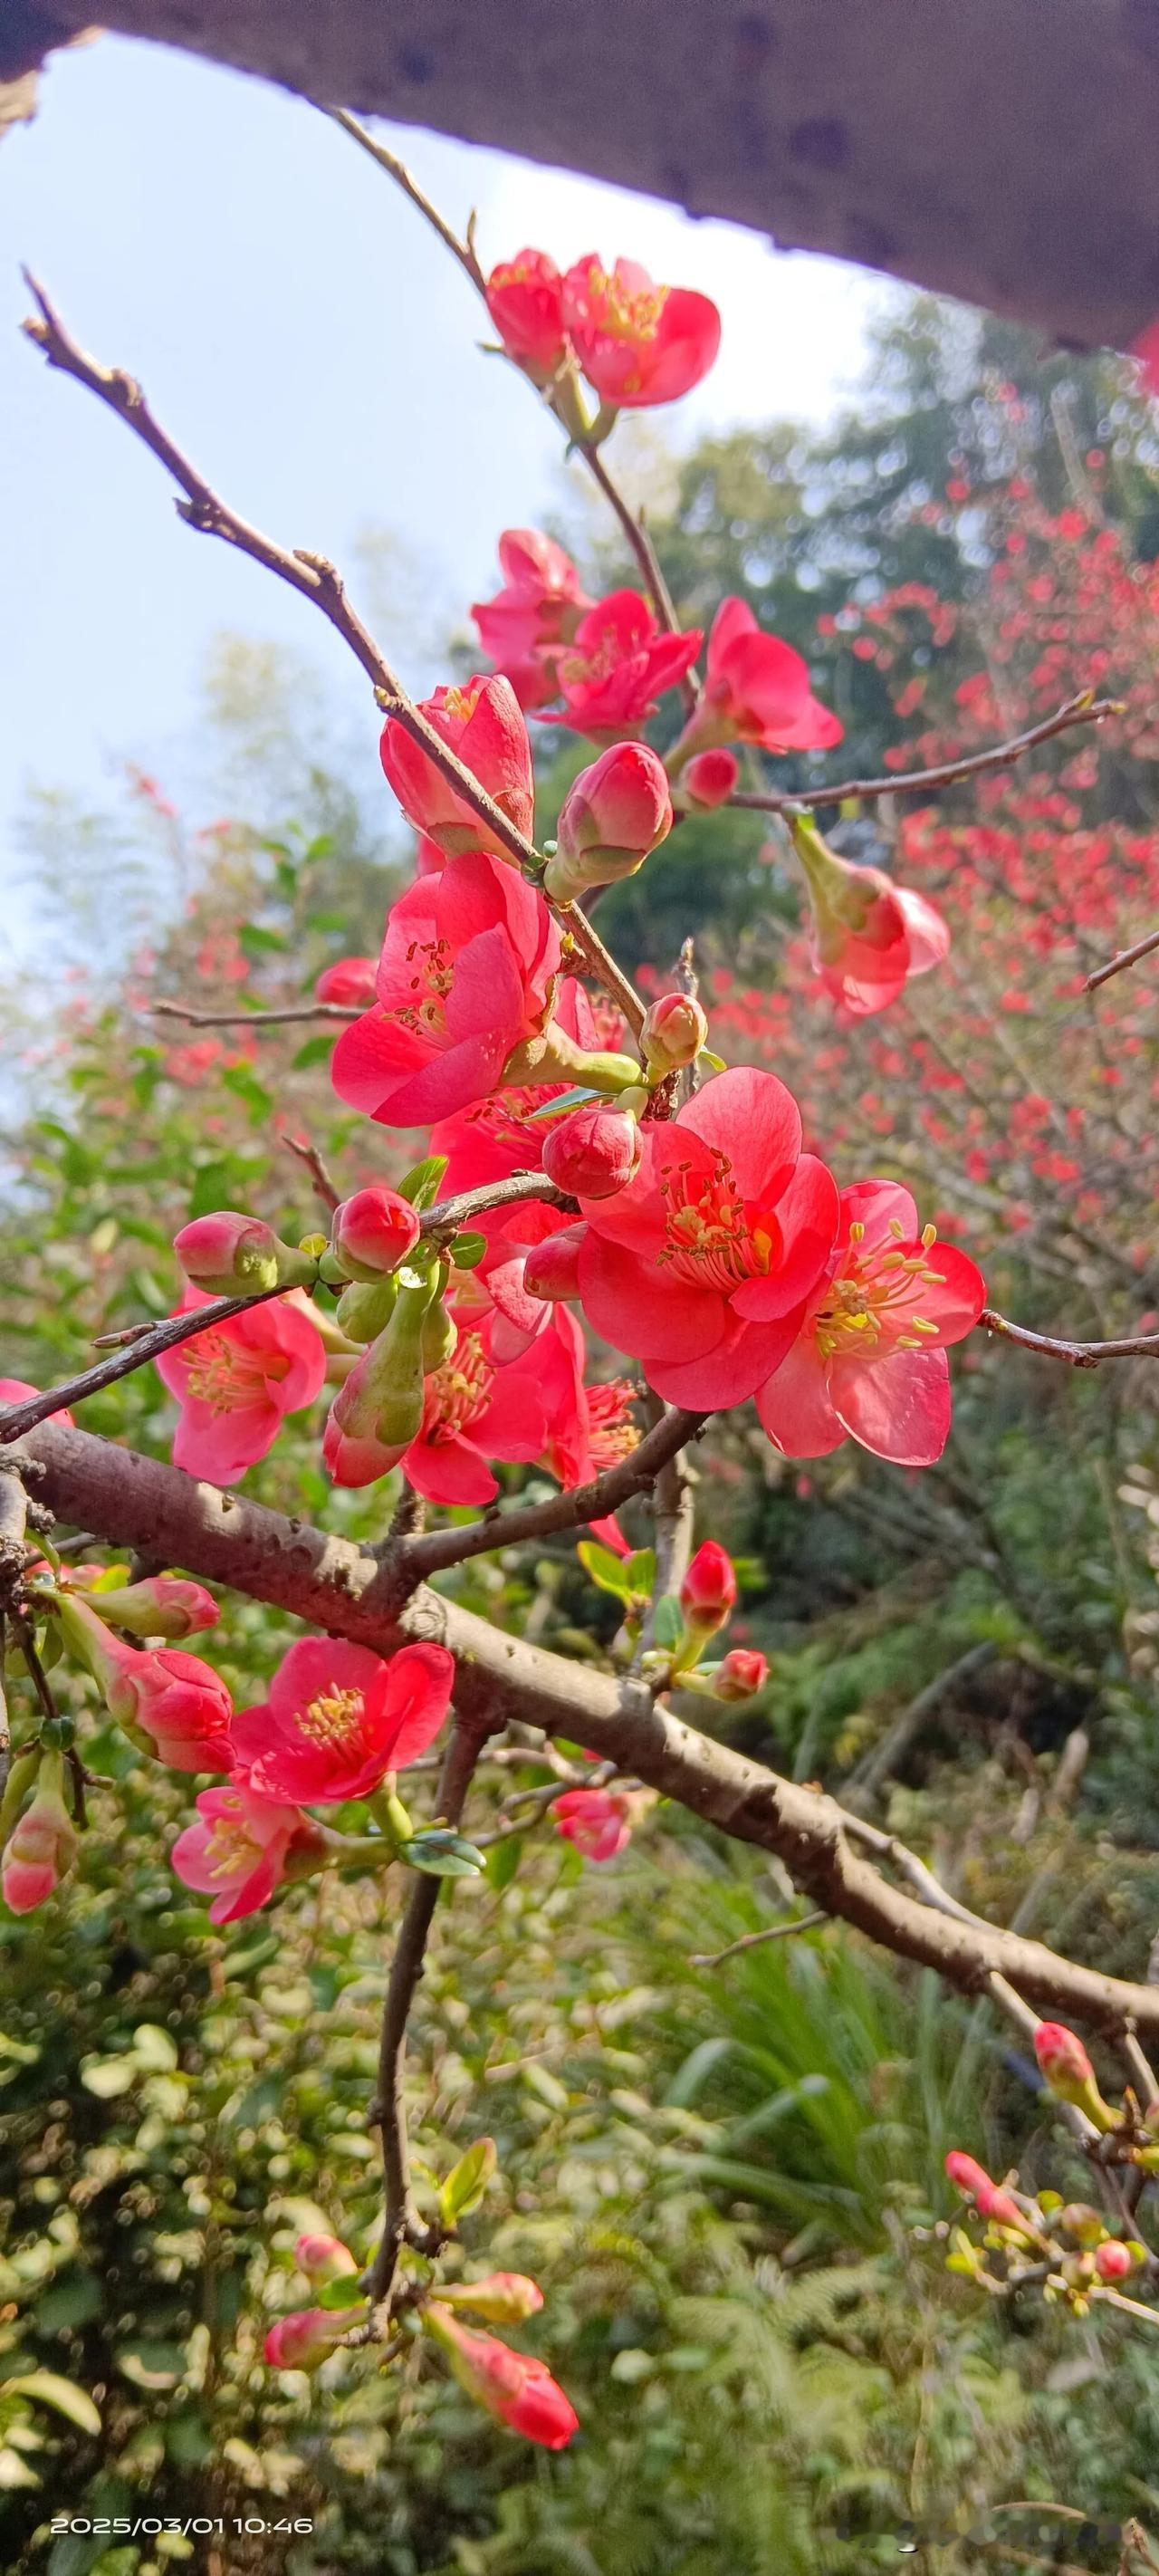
[
  {"x1": 400, "y1": 1831, "x2": 486, "y2": 1879},
  {"x1": 485, "y1": 1834, "x2": 523, "y2": 1891},
  {"x1": 3, "y1": 2372, "x2": 101, "y2": 2436},
  {"x1": 317, "y1": 2273, "x2": 367, "y2": 2312},
  {"x1": 623, "y1": 1548, "x2": 656, "y2": 1599},
  {"x1": 578, "y1": 1541, "x2": 634, "y2": 1601},
  {"x1": 438, "y1": 2136, "x2": 497, "y2": 2225},
  {"x1": 220, "y1": 1064, "x2": 274, "y2": 1124},
  {"x1": 398, "y1": 1155, "x2": 448, "y2": 1211},
  {"x1": 653, "y1": 1595, "x2": 684, "y2": 1651},
  {"x1": 292, "y1": 1034, "x2": 335, "y2": 1072},
  {"x1": 237, "y1": 923, "x2": 287, "y2": 956},
  {"x1": 449, "y1": 1232, "x2": 487, "y2": 1270}
]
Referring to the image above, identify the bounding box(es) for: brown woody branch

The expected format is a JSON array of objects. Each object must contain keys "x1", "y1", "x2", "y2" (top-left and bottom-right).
[
  {"x1": 981, "y1": 1308, "x2": 1159, "y2": 1369},
  {"x1": 19, "y1": 1416, "x2": 1159, "y2": 2043},
  {"x1": 1085, "y1": 924, "x2": 1159, "y2": 995},
  {"x1": 20, "y1": 272, "x2": 643, "y2": 1039},
  {"x1": 729, "y1": 693, "x2": 1120, "y2": 818},
  {"x1": 401, "y1": 1403, "x2": 704, "y2": 1573},
  {"x1": 151, "y1": 998, "x2": 359, "y2": 1027}
]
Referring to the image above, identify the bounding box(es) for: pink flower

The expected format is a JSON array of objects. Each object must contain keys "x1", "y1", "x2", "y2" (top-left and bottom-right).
[
  {"x1": 524, "y1": 1226, "x2": 587, "y2": 1303},
  {"x1": 1132, "y1": 319, "x2": 1159, "y2": 400},
  {"x1": 542, "y1": 1106, "x2": 641, "y2": 1200},
  {"x1": 561, "y1": 255, "x2": 720, "y2": 409},
  {"x1": 379, "y1": 677, "x2": 534, "y2": 859},
  {"x1": 640, "y1": 991, "x2": 709, "y2": 1078},
  {"x1": 680, "y1": 598, "x2": 842, "y2": 755},
  {"x1": 1033, "y1": 2023, "x2": 1116, "y2": 2127},
  {"x1": 156, "y1": 1290, "x2": 327, "y2": 1485},
  {"x1": 944, "y1": 2151, "x2": 1024, "y2": 2231},
  {"x1": 399, "y1": 1308, "x2": 548, "y2": 1507},
  {"x1": 58, "y1": 1593, "x2": 235, "y2": 1772},
  {"x1": 544, "y1": 741, "x2": 673, "y2": 901},
  {"x1": 712, "y1": 1648, "x2": 768, "y2": 1701},
  {"x1": 231, "y1": 1638, "x2": 455, "y2": 1805},
  {"x1": 331, "y1": 1187, "x2": 422, "y2": 1280},
  {"x1": 1095, "y1": 2241, "x2": 1137, "y2": 2283},
  {"x1": 551, "y1": 591, "x2": 703, "y2": 741},
  {"x1": 171, "y1": 1783, "x2": 325, "y2": 1923},
  {"x1": 173, "y1": 1211, "x2": 316, "y2": 1297},
  {"x1": 473, "y1": 529, "x2": 591, "y2": 709},
  {"x1": 680, "y1": 1541, "x2": 736, "y2": 1640},
  {"x1": 264, "y1": 2308, "x2": 359, "y2": 2371},
  {"x1": 755, "y1": 1182, "x2": 986, "y2": 1470},
  {"x1": 790, "y1": 815, "x2": 949, "y2": 1016},
  {"x1": 330, "y1": 853, "x2": 561, "y2": 1130},
  {"x1": 484, "y1": 250, "x2": 567, "y2": 378},
  {"x1": 425, "y1": 2305, "x2": 579, "y2": 2448},
  {"x1": 426, "y1": 983, "x2": 615, "y2": 1252},
  {"x1": 2, "y1": 1768, "x2": 78, "y2": 1914},
  {"x1": 682, "y1": 748, "x2": 739, "y2": 810},
  {"x1": 314, "y1": 956, "x2": 378, "y2": 1005},
  {"x1": 575, "y1": 1066, "x2": 840, "y2": 1408},
  {"x1": 554, "y1": 1786, "x2": 633, "y2": 1862}
]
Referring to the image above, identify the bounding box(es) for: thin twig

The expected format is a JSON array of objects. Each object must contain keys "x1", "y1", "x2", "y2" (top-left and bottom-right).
[
  {"x1": 690, "y1": 1910, "x2": 828, "y2": 1967},
  {"x1": 728, "y1": 693, "x2": 1120, "y2": 817},
  {"x1": 981, "y1": 1308, "x2": 1159, "y2": 1369},
  {"x1": 151, "y1": 998, "x2": 358, "y2": 1027},
  {"x1": 283, "y1": 1132, "x2": 341, "y2": 1214},
  {"x1": 402, "y1": 1405, "x2": 705, "y2": 1574},
  {"x1": 1085, "y1": 923, "x2": 1159, "y2": 994},
  {"x1": 21, "y1": 271, "x2": 643, "y2": 1037}
]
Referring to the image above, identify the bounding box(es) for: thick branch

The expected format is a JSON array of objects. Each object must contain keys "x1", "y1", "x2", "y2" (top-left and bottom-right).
[
  {"x1": 21, "y1": 273, "x2": 643, "y2": 1038},
  {"x1": 402, "y1": 1403, "x2": 704, "y2": 1574},
  {"x1": 22, "y1": 1418, "x2": 1159, "y2": 2041},
  {"x1": 729, "y1": 695, "x2": 1120, "y2": 818}
]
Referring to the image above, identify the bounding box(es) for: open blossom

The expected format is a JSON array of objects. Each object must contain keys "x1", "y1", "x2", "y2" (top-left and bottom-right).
[
  {"x1": 554, "y1": 1786, "x2": 633, "y2": 1862},
  {"x1": 677, "y1": 597, "x2": 842, "y2": 756},
  {"x1": 756, "y1": 1182, "x2": 985, "y2": 1469},
  {"x1": 790, "y1": 815, "x2": 950, "y2": 1016},
  {"x1": 574, "y1": 1066, "x2": 840, "y2": 1409},
  {"x1": 472, "y1": 528, "x2": 590, "y2": 709},
  {"x1": 330, "y1": 853, "x2": 561, "y2": 1129},
  {"x1": 425, "y1": 2304, "x2": 579, "y2": 2449},
  {"x1": 57, "y1": 1592, "x2": 235, "y2": 1772},
  {"x1": 428, "y1": 983, "x2": 619, "y2": 1254},
  {"x1": 398, "y1": 1308, "x2": 549, "y2": 1507},
  {"x1": 2, "y1": 1765, "x2": 78, "y2": 1914},
  {"x1": 314, "y1": 956, "x2": 378, "y2": 1005},
  {"x1": 550, "y1": 590, "x2": 703, "y2": 740},
  {"x1": 231, "y1": 1638, "x2": 455, "y2": 1805},
  {"x1": 156, "y1": 1290, "x2": 327, "y2": 1485},
  {"x1": 561, "y1": 255, "x2": 721, "y2": 409},
  {"x1": 171, "y1": 1783, "x2": 326, "y2": 1923},
  {"x1": 379, "y1": 676, "x2": 534, "y2": 858},
  {"x1": 943, "y1": 2151, "x2": 1025, "y2": 2231},
  {"x1": 532, "y1": 1305, "x2": 638, "y2": 1539},
  {"x1": 484, "y1": 249, "x2": 567, "y2": 378}
]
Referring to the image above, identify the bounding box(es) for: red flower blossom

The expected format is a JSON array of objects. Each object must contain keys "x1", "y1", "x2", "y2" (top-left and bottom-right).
[
  {"x1": 712, "y1": 1648, "x2": 769, "y2": 1701},
  {"x1": 331, "y1": 1187, "x2": 422, "y2": 1279},
  {"x1": 484, "y1": 249, "x2": 567, "y2": 378},
  {"x1": 679, "y1": 1540, "x2": 736, "y2": 1639},
  {"x1": 682, "y1": 747, "x2": 739, "y2": 810},
  {"x1": 379, "y1": 676, "x2": 534, "y2": 857},
  {"x1": 755, "y1": 1182, "x2": 985, "y2": 1469},
  {"x1": 545, "y1": 740, "x2": 673, "y2": 901},
  {"x1": 790, "y1": 816, "x2": 949, "y2": 1017},
  {"x1": 58, "y1": 1593, "x2": 235, "y2": 1773},
  {"x1": 171, "y1": 1783, "x2": 325, "y2": 1923},
  {"x1": 330, "y1": 853, "x2": 561, "y2": 1129},
  {"x1": 231, "y1": 1638, "x2": 454, "y2": 1805},
  {"x1": 551, "y1": 591, "x2": 702, "y2": 741},
  {"x1": 425, "y1": 2304, "x2": 579, "y2": 2449},
  {"x1": 314, "y1": 956, "x2": 378, "y2": 1005},
  {"x1": 156, "y1": 1290, "x2": 327, "y2": 1485},
  {"x1": 427, "y1": 984, "x2": 617, "y2": 1252},
  {"x1": 561, "y1": 255, "x2": 720, "y2": 409},
  {"x1": 575, "y1": 1066, "x2": 839, "y2": 1408},
  {"x1": 472, "y1": 528, "x2": 590, "y2": 709},
  {"x1": 554, "y1": 1786, "x2": 633, "y2": 1862},
  {"x1": 680, "y1": 597, "x2": 842, "y2": 755},
  {"x1": 399, "y1": 1308, "x2": 549, "y2": 1507}
]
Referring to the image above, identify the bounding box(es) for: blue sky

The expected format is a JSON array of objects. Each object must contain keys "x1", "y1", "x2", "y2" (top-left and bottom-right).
[{"x1": 0, "y1": 34, "x2": 882, "y2": 913}]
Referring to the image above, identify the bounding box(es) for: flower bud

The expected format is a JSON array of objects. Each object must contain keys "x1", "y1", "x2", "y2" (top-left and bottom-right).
[
  {"x1": 57, "y1": 1594, "x2": 234, "y2": 1773},
  {"x1": 554, "y1": 1785, "x2": 633, "y2": 1862},
  {"x1": 295, "y1": 2233, "x2": 359, "y2": 2288},
  {"x1": 640, "y1": 991, "x2": 709, "y2": 1079},
  {"x1": 330, "y1": 1187, "x2": 422, "y2": 1283},
  {"x1": 435, "y1": 2273, "x2": 544, "y2": 2326},
  {"x1": 1058, "y1": 2204, "x2": 1106, "y2": 2247},
  {"x1": 710, "y1": 1648, "x2": 769, "y2": 1702},
  {"x1": 1094, "y1": 2239, "x2": 1137, "y2": 2282},
  {"x1": 323, "y1": 1277, "x2": 437, "y2": 1487},
  {"x1": 173, "y1": 1211, "x2": 318, "y2": 1297},
  {"x1": 334, "y1": 1277, "x2": 398, "y2": 1345},
  {"x1": 681, "y1": 748, "x2": 739, "y2": 811},
  {"x1": 423, "y1": 2303, "x2": 578, "y2": 2448},
  {"x1": 313, "y1": 956, "x2": 378, "y2": 1006},
  {"x1": 1033, "y1": 2023, "x2": 1118, "y2": 2131},
  {"x1": 943, "y1": 2151, "x2": 1024, "y2": 2232},
  {"x1": 542, "y1": 1105, "x2": 640, "y2": 1200},
  {"x1": 544, "y1": 744, "x2": 673, "y2": 904},
  {"x1": 1, "y1": 1757, "x2": 78, "y2": 1915},
  {"x1": 523, "y1": 1226, "x2": 587, "y2": 1303},
  {"x1": 264, "y1": 2307, "x2": 360, "y2": 2371},
  {"x1": 678, "y1": 1541, "x2": 737, "y2": 1645},
  {"x1": 71, "y1": 1573, "x2": 218, "y2": 1640}
]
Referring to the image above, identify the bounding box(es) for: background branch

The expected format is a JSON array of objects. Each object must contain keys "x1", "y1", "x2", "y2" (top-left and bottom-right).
[
  {"x1": 402, "y1": 1402, "x2": 704, "y2": 1574},
  {"x1": 728, "y1": 694, "x2": 1119, "y2": 817}
]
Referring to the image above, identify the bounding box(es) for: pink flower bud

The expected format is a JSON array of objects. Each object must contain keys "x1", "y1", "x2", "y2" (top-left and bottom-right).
[
  {"x1": 263, "y1": 2307, "x2": 356, "y2": 2371},
  {"x1": 1094, "y1": 2240, "x2": 1137, "y2": 2282},
  {"x1": 523, "y1": 1226, "x2": 587, "y2": 1303},
  {"x1": 295, "y1": 2233, "x2": 359, "y2": 2287},
  {"x1": 57, "y1": 1594, "x2": 234, "y2": 1773},
  {"x1": 544, "y1": 743, "x2": 673, "y2": 903},
  {"x1": 2, "y1": 1765, "x2": 78, "y2": 1915},
  {"x1": 679, "y1": 1541, "x2": 737, "y2": 1640},
  {"x1": 313, "y1": 956, "x2": 378, "y2": 1006},
  {"x1": 436, "y1": 2273, "x2": 545, "y2": 2326},
  {"x1": 72, "y1": 1573, "x2": 218, "y2": 1640},
  {"x1": 682, "y1": 748, "x2": 738, "y2": 810},
  {"x1": 424, "y1": 2304, "x2": 578, "y2": 2448},
  {"x1": 711, "y1": 1648, "x2": 769, "y2": 1702},
  {"x1": 1033, "y1": 2023, "x2": 1116, "y2": 2128},
  {"x1": 943, "y1": 2151, "x2": 1023, "y2": 2231},
  {"x1": 542, "y1": 1106, "x2": 640, "y2": 1200},
  {"x1": 330, "y1": 1187, "x2": 422, "y2": 1283},
  {"x1": 173, "y1": 1212, "x2": 316, "y2": 1297},
  {"x1": 640, "y1": 991, "x2": 709, "y2": 1077},
  {"x1": 554, "y1": 1786, "x2": 633, "y2": 1863},
  {"x1": 323, "y1": 1281, "x2": 434, "y2": 1488}
]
